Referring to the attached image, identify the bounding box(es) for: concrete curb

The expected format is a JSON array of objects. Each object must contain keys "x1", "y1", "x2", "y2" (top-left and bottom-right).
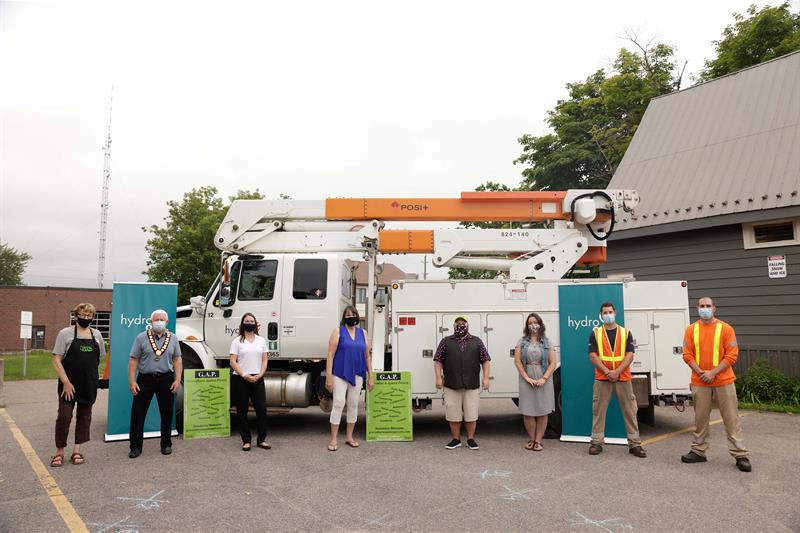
[{"x1": 0, "y1": 359, "x2": 5, "y2": 407}]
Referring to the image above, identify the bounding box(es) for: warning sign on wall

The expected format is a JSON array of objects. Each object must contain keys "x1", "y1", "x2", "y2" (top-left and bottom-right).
[{"x1": 768, "y1": 255, "x2": 787, "y2": 278}]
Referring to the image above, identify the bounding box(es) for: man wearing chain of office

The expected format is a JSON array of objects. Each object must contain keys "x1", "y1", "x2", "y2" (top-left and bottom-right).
[{"x1": 128, "y1": 309, "x2": 182, "y2": 458}]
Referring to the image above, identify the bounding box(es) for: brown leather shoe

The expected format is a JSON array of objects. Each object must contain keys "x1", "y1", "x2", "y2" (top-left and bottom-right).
[
  {"x1": 629, "y1": 446, "x2": 647, "y2": 458},
  {"x1": 588, "y1": 444, "x2": 603, "y2": 455}
]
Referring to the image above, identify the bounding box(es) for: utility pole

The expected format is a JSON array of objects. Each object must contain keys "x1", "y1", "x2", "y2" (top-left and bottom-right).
[{"x1": 97, "y1": 87, "x2": 113, "y2": 288}]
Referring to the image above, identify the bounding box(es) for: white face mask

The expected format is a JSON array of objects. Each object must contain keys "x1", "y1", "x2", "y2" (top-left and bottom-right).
[
  {"x1": 151, "y1": 320, "x2": 167, "y2": 332},
  {"x1": 698, "y1": 307, "x2": 713, "y2": 320}
]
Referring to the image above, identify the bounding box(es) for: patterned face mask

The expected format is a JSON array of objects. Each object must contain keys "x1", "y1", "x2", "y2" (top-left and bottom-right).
[{"x1": 454, "y1": 323, "x2": 469, "y2": 337}]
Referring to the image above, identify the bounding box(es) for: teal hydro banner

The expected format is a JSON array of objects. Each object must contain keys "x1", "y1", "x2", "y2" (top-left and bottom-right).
[
  {"x1": 559, "y1": 283, "x2": 627, "y2": 444},
  {"x1": 105, "y1": 282, "x2": 178, "y2": 441}
]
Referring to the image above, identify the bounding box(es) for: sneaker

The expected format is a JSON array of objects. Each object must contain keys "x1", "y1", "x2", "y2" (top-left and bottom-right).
[
  {"x1": 128, "y1": 448, "x2": 141, "y2": 459},
  {"x1": 445, "y1": 438, "x2": 462, "y2": 449},
  {"x1": 466, "y1": 439, "x2": 479, "y2": 450},
  {"x1": 161, "y1": 446, "x2": 172, "y2": 455},
  {"x1": 588, "y1": 444, "x2": 603, "y2": 455},
  {"x1": 736, "y1": 458, "x2": 752, "y2": 472},
  {"x1": 680, "y1": 451, "x2": 707, "y2": 463},
  {"x1": 629, "y1": 446, "x2": 647, "y2": 458}
]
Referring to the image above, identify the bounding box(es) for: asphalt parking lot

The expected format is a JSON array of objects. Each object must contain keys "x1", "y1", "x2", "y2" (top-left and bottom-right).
[{"x1": 1, "y1": 379, "x2": 798, "y2": 533}]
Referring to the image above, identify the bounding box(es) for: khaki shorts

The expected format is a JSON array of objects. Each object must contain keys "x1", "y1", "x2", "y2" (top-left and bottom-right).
[{"x1": 443, "y1": 387, "x2": 480, "y2": 422}]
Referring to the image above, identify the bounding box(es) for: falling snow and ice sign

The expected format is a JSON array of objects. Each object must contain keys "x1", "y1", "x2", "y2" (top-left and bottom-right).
[{"x1": 768, "y1": 255, "x2": 787, "y2": 278}]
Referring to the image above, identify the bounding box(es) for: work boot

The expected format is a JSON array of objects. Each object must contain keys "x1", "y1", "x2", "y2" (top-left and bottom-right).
[
  {"x1": 736, "y1": 458, "x2": 752, "y2": 472},
  {"x1": 681, "y1": 451, "x2": 707, "y2": 463},
  {"x1": 629, "y1": 446, "x2": 647, "y2": 458},
  {"x1": 128, "y1": 448, "x2": 141, "y2": 459},
  {"x1": 588, "y1": 444, "x2": 603, "y2": 455}
]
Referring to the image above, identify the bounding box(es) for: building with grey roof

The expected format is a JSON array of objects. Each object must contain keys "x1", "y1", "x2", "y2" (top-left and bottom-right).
[{"x1": 602, "y1": 51, "x2": 800, "y2": 376}]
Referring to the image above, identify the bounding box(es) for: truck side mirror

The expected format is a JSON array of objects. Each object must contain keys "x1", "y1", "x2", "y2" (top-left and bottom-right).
[{"x1": 189, "y1": 295, "x2": 206, "y2": 311}]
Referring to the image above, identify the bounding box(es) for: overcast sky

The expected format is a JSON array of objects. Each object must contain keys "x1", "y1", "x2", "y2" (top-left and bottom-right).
[{"x1": 0, "y1": 0, "x2": 774, "y2": 292}]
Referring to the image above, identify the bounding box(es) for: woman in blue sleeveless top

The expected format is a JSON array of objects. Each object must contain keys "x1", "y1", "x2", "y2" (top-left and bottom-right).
[{"x1": 325, "y1": 306, "x2": 374, "y2": 451}]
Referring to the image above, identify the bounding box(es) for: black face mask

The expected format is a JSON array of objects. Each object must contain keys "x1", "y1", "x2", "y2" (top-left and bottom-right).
[
  {"x1": 242, "y1": 323, "x2": 257, "y2": 332},
  {"x1": 77, "y1": 317, "x2": 92, "y2": 328},
  {"x1": 344, "y1": 316, "x2": 359, "y2": 327},
  {"x1": 454, "y1": 324, "x2": 468, "y2": 337}
]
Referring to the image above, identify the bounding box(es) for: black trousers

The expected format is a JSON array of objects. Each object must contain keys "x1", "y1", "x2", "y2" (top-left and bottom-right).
[
  {"x1": 130, "y1": 372, "x2": 174, "y2": 450},
  {"x1": 233, "y1": 374, "x2": 267, "y2": 444}
]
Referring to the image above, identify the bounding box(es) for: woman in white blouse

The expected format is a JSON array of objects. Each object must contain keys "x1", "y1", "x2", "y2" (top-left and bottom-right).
[{"x1": 229, "y1": 313, "x2": 270, "y2": 451}]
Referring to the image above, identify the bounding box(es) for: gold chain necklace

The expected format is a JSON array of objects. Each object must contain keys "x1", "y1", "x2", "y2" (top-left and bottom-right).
[{"x1": 147, "y1": 329, "x2": 171, "y2": 361}]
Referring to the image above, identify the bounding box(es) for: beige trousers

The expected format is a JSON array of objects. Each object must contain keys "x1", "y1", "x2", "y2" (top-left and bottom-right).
[
  {"x1": 591, "y1": 380, "x2": 641, "y2": 448},
  {"x1": 690, "y1": 383, "x2": 748, "y2": 459}
]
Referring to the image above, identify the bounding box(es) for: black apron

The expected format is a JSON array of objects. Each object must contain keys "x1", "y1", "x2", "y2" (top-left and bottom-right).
[{"x1": 59, "y1": 326, "x2": 100, "y2": 405}]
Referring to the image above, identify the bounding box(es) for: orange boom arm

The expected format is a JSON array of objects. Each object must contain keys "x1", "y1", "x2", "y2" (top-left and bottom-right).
[{"x1": 325, "y1": 191, "x2": 568, "y2": 222}]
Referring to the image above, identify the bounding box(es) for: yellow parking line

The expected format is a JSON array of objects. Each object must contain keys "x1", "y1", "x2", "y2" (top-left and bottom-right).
[
  {"x1": 642, "y1": 413, "x2": 749, "y2": 446},
  {"x1": 0, "y1": 408, "x2": 88, "y2": 533}
]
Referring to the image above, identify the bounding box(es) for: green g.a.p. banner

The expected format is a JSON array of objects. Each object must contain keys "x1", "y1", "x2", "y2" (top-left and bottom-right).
[
  {"x1": 105, "y1": 282, "x2": 178, "y2": 441},
  {"x1": 559, "y1": 283, "x2": 627, "y2": 444},
  {"x1": 183, "y1": 369, "x2": 231, "y2": 440},
  {"x1": 367, "y1": 372, "x2": 413, "y2": 441}
]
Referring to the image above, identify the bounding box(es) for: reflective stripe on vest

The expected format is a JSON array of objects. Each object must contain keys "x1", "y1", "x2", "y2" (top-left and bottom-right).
[
  {"x1": 595, "y1": 326, "x2": 627, "y2": 369},
  {"x1": 694, "y1": 322, "x2": 723, "y2": 368}
]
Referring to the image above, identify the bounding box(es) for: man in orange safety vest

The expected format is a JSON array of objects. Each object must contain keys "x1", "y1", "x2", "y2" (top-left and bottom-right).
[
  {"x1": 587, "y1": 302, "x2": 646, "y2": 458},
  {"x1": 681, "y1": 296, "x2": 751, "y2": 472}
]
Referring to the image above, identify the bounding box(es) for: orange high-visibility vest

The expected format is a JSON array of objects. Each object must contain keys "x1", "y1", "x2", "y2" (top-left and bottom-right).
[
  {"x1": 594, "y1": 326, "x2": 631, "y2": 381},
  {"x1": 694, "y1": 322, "x2": 723, "y2": 368}
]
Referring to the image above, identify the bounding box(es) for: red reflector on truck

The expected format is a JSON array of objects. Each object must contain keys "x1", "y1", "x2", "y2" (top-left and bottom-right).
[{"x1": 399, "y1": 317, "x2": 408, "y2": 325}]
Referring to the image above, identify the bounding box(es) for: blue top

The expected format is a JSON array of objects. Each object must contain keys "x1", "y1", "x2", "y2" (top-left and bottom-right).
[{"x1": 333, "y1": 325, "x2": 368, "y2": 386}]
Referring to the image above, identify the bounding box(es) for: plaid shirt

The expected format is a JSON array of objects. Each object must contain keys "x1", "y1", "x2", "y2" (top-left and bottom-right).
[{"x1": 433, "y1": 334, "x2": 491, "y2": 363}]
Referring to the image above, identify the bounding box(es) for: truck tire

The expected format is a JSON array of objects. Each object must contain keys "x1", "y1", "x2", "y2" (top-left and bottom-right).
[
  {"x1": 175, "y1": 344, "x2": 204, "y2": 434},
  {"x1": 544, "y1": 369, "x2": 562, "y2": 439}
]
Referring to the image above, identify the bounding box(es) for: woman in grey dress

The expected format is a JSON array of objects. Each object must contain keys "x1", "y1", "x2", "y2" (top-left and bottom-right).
[{"x1": 514, "y1": 313, "x2": 557, "y2": 451}]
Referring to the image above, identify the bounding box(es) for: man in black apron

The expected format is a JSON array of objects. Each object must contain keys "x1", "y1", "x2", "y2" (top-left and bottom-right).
[{"x1": 51, "y1": 303, "x2": 105, "y2": 467}]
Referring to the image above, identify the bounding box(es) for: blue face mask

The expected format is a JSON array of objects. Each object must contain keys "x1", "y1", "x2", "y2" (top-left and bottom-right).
[
  {"x1": 601, "y1": 313, "x2": 616, "y2": 325},
  {"x1": 151, "y1": 320, "x2": 167, "y2": 332},
  {"x1": 698, "y1": 308, "x2": 713, "y2": 320}
]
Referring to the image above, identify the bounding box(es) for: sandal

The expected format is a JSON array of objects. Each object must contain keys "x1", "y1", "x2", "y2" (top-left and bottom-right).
[
  {"x1": 345, "y1": 440, "x2": 359, "y2": 448},
  {"x1": 242, "y1": 443, "x2": 251, "y2": 451},
  {"x1": 533, "y1": 442, "x2": 543, "y2": 452},
  {"x1": 327, "y1": 444, "x2": 338, "y2": 452},
  {"x1": 257, "y1": 442, "x2": 271, "y2": 450},
  {"x1": 524, "y1": 440, "x2": 535, "y2": 450},
  {"x1": 50, "y1": 454, "x2": 64, "y2": 467},
  {"x1": 69, "y1": 452, "x2": 84, "y2": 465}
]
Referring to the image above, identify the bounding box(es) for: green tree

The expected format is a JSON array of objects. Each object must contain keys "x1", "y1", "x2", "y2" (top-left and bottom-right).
[
  {"x1": 143, "y1": 187, "x2": 266, "y2": 303},
  {"x1": 699, "y1": 3, "x2": 800, "y2": 82},
  {"x1": 515, "y1": 39, "x2": 680, "y2": 192},
  {"x1": 0, "y1": 243, "x2": 31, "y2": 285}
]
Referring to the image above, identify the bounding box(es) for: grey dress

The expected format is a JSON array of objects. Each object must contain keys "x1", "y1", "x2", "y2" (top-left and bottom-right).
[{"x1": 517, "y1": 337, "x2": 555, "y2": 417}]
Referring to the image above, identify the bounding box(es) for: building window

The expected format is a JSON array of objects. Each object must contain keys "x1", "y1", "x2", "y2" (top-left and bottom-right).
[
  {"x1": 70, "y1": 310, "x2": 111, "y2": 340},
  {"x1": 743, "y1": 219, "x2": 800, "y2": 249},
  {"x1": 376, "y1": 287, "x2": 387, "y2": 305},
  {"x1": 356, "y1": 287, "x2": 366, "y2": 304},
  {"x1": 293, "y1": 259, "x2": 328, "y2": 300}
]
